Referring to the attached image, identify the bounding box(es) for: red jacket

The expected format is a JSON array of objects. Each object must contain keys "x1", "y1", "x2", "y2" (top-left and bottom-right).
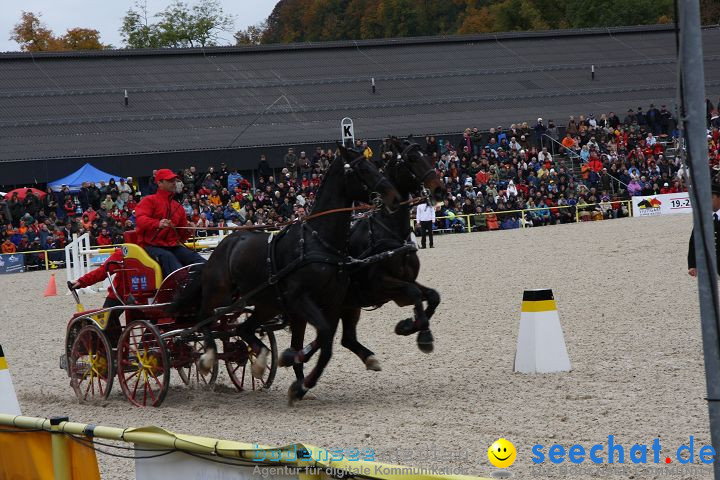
[
  {"x1": 75, "y1": 249, "x2": 124, "y2": 300},
  {"x1": 135, "y1": 189, "x2": 191, "y2": 247},
  {"x1": 587, "y1": 158, "x2": 604, "y2": 173}
]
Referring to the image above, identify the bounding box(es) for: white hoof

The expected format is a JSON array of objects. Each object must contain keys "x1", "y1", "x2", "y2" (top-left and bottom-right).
[
  {"x1": 251, "y1": 347, "x2": 269, "y2": 378},
  {"x1": 197, "y1": 349, "x2": 216, "y2": 375},
  {"x1": 365, "y1": 355, "x2": 382, "y2": 371}
]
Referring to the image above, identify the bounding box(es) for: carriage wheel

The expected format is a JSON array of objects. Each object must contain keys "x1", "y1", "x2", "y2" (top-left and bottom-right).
[
  {"x1": 117, "y1": 320, "x2": 170, "y2": 407},
  {"x1": 69, "y1": 325, "x2": 114, "y2": 401},
  {"x1": 176, "y1": 339, "x2": 218, "y2": 387},
  {"x1": 223, "y1": 330, "x2": 277, "y2": 391}
]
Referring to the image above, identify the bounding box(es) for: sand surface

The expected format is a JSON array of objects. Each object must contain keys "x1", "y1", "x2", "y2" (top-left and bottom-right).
[{"x1": 0, "y1": 214, "x2": 711, "y2": 479}]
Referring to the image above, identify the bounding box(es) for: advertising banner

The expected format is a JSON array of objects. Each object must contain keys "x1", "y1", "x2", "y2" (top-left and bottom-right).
[
  {"x1": 0, "y1": 254, "x2": 25, "y2": 274},
  {"x1": 631, "y1": 192, "x2": 692, "y2": 217}
]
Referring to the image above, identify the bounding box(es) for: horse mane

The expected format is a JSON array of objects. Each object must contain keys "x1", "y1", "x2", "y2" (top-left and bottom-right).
[{"x1": 307, "y1": 154, "x2": 344, "y2": 215}]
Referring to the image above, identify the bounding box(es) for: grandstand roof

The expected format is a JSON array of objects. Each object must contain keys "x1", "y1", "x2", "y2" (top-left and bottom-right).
[{"x1": 1, "y1": 24, "x2": 720, "y2": 182}]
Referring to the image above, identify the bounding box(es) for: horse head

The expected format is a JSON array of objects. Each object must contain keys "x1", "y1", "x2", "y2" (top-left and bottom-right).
[
  {"x1": 387, "y1": 138, "x2": 445, "y2": 203},
  {"x1": 338, "y1": 144, "x2": 401, "y2": 213}
]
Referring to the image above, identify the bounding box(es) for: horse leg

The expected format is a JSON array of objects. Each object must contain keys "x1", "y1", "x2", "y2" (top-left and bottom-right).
[
  {"x1": 416, "y1": 282, "x2": 441, "y2": 322},
  {"x1": 414, "y1": 282, "x2": 440, "y2": 352},
  {"x1": 287, "y1": 298, "x2": 337, "y2": 406},
  {"x1": 197, "y1": 283, "x2": 232, "y2": 375},
  {"x1": 340, "y1": 308, "x2": 381, "y2": 371},
  {"x1": 235, "y1": 309, "x2": 274, "y2": 378},
  {"x1": 278, "y1": 315, "x2": 307, "y2": 382},
  {"x1": 389, "y1": 280, "x2": 435, "y2": 353},
  {"x1": 281, "y1": 314, "x2": 337, "y2": 368}
]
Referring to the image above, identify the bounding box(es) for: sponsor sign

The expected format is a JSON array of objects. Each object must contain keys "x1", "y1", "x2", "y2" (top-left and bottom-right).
[
  {"x1": 631, "y1": 192, "x2": 692, "y2": 217},
  {"x1": 0, "y1": 254, "x2": 25, "y2": 274}
]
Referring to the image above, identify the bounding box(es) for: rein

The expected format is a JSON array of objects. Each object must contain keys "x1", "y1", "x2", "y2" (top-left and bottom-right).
[{"x1": 173, "y1": 197, "x2": 423, "y2": 233}]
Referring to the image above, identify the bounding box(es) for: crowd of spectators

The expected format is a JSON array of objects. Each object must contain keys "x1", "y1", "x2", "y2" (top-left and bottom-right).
[{"x1": 2, "y1": 102, "x2": 720, "y2": 265}]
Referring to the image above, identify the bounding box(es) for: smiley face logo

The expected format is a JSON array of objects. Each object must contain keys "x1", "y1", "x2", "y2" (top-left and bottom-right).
[{"x1": 488, "y1": 438, "x2": 516, "y2": 468}]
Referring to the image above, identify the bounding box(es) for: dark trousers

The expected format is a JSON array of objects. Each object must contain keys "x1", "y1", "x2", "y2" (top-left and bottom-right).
[
  {"x1": 102, "y1": 297, "x2": 123, "y2": 347},
  {"x1": 145, "y1": 245, "x2": 206, "y2": 278},
  {"x1": 420, "y1": 221, "x2": 434, "y2": 248}
]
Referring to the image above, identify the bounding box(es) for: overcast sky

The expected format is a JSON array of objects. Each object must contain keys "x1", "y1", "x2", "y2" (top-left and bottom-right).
[{"x1": 0, "y1": 0, "x2": 276, "y2": 52}]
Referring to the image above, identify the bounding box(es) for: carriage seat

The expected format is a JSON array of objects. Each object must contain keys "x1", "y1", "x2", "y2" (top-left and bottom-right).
[{"x1": 97, "y1": 232, "x2": 163, "y2": 299}]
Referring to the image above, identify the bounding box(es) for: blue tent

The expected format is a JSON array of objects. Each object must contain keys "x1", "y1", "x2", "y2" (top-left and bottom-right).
[{"x1": 48, "y1": 163, "x2": 123, "y2": 192}]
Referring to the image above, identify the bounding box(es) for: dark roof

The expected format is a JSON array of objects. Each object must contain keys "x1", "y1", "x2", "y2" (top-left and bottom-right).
[{"x1": 1, "y1": 24, "x2": 719, "y2": 165}]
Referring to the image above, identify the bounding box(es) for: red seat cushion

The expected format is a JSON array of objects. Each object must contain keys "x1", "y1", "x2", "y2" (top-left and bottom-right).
[{"x1": 123, "y1": 230, "x2": 139, "y2": 244}]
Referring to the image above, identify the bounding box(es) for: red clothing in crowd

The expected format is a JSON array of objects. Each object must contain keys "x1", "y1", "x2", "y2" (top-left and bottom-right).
[
  {"x1": 475, "y1": 171, "x2": 489, "y2": 185},
  {"x1": 97, "y1": 233, "x2": 112, "y2": 246},
  {"x1": 516, "y1": 183, "x2": 530, "y2": 198},
  {"x1": 74, "y1": 248, "x2": 125, "y2": 300},
  {"x1": 135, "y1": 189, "x2": 191, "y2": 247},
  {"x1": 587, "y1": 158, "x2": 604, "y2": 173}
]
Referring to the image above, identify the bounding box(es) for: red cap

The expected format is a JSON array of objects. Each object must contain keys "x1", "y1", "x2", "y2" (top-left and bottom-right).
[{"x1": 155, "y1": 169, "x2": 178, "y2": 182}]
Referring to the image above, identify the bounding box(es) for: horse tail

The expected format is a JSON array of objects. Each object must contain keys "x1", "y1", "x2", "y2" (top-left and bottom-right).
[{"x1": 168, "y1": 263, "x2": 204, "y2": 314}]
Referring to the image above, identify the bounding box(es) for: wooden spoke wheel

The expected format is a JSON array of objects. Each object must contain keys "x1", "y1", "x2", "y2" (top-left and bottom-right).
[
  {"x1": 68, "y1": 324, "x2": 114, "y2": 401},
  {"x1": 175, "y1": 339, "x2": 218, "y2": 388},
  {"x1": 223, "y1": 330, "x2": 277, "y2": 391},
  {"x1": 117, "y1": 320, "x2": 170, "y2": 407}
]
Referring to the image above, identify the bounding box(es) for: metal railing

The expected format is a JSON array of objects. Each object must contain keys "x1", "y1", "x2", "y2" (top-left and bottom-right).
[
  {"x1": 542, "y1": 134, "x2": 629, "y2": 191},
  {"x1": 413, "y1": 200, "x2": 633, "y2": 233}
]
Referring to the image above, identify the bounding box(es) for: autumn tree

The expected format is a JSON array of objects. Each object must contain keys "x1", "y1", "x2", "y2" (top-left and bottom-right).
[
  {"x1": 235, "y1": 23, "x2": 266, "y2": 45},
  {"x1": 10, "y1": 12, "x2": 55, "y2": 51},
  {"x1": 10, "y1": 11, "x2": 107, "y2": 52},
  {"x1": 249, "y1": 0, "x2": 685, "y2": 44},
  {"x1": 61, "y1": 29, "x2": 106, "y2": 50},
  {"x1": 120, "y1": 0, "x2": 235, "y2": 48},
  {"x1": 565, "y1": 0, "x2": 673, "y2": 29}
]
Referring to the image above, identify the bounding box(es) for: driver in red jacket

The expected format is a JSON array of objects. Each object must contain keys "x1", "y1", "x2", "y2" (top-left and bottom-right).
[{"x1": 135, "y1": 169, "x2": 206, "y2": 277}]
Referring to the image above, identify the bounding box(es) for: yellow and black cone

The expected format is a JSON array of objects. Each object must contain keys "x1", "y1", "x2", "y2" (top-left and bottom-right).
[
  {"x1": 513, "y1": 289, "x2": 571, "y2": 374},
  {"x1": 0, "y1": 345, "x2": 21, "y2": 415}
]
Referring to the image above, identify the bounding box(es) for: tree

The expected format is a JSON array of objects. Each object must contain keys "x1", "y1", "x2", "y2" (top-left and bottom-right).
[
  {"x1": 59, "y1": 28, "x2": 106, "y2": 50},
  {"x1": 565, "y1": 0, "x2": 673, "y2": 28},
  {"x1": 234, "y1": 0, "x2": 685, "y2": 46},
  {"x1": 10, "y1": 12, "x2": 56, "y2": 51},
  {"x1": 700, "y1": 0, "x2": 720, "y2": 25},
  {"x1": 457, "y1": 7, "x2": 496, "y2": 34},
  {"x1": 120, "y1": 2, "x2": 160, "y2": 49},
  {"x1": 235, "y1": 22, "x2": 266, "y2": 45},
  {"x1": 120, "y1": 0, "x2": 234, "y2": 49},
  {"x1": 10, "y1": 11, "x2": 107, "y2": 52}
]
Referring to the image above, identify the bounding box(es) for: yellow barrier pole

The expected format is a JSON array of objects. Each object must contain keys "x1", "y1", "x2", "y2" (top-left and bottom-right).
[
  {"x1": 465, "y1": 215, "x2": 471, "y2": 233},
  {"x1": 44, "y1": 251, "x2": 49, "y2": 271},
  {"x1": 575, "y1": 206, "x2": 580, "y2": 223},
  {"x1": 627, "y1": 200, "x2": 633, "y2": 217},
  {"x1": 521, "y1": 209, "x2": 526, "y2": 228},
  {"x1": 50, "y1": 416, "x2": 71, "y2": 480}
]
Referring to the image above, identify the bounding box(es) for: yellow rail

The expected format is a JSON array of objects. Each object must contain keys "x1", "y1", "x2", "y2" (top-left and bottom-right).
[
  {"x1": 412, "y1": 200, "x2": 632, "y2": 232},
  {"x1": 0, "y1": 414, "x2": 489, "y2": 480}
]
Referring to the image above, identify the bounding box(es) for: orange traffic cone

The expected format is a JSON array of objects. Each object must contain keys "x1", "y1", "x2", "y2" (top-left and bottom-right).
[{"x1": 44, "y1": 273, "x2": 57, "y2": 297}]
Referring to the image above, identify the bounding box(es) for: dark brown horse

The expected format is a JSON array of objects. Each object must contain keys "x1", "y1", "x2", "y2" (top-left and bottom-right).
[
  {"x1": 171, "y1": 147, "x2": 400, "y2": 404},
  {"x1": 280, "y1": 140, "x2": 445, "y2": 379}
]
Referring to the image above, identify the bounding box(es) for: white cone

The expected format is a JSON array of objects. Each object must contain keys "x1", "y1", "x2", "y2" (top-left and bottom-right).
[
  {"x1": 0, "y1": 345, "x2": 21, "y2": 415},
  {"x1": 514, "y1": 289, "x2": 571, "y2": 374}
]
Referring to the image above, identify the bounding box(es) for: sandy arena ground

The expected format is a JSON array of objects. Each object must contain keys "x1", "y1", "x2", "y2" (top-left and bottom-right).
[{"x1": 0, "y1": 213, "x2": 712, "y2": 479}]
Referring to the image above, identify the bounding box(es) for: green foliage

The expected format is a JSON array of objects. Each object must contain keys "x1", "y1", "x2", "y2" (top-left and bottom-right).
[
  {"x1": 247, "y1": 0, "x2": 680, "y2": 45},
  {"x1": 120, "y1": 0, "x2": 234, "y2": 49},
  {"x1": 565, "y1": 0, "x2": 673, "y2": 28}
]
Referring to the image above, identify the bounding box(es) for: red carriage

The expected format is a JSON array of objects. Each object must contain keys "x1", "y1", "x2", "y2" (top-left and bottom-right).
[{"x1": 60, "y1": 234, "x2": 282, "y2": 407}]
